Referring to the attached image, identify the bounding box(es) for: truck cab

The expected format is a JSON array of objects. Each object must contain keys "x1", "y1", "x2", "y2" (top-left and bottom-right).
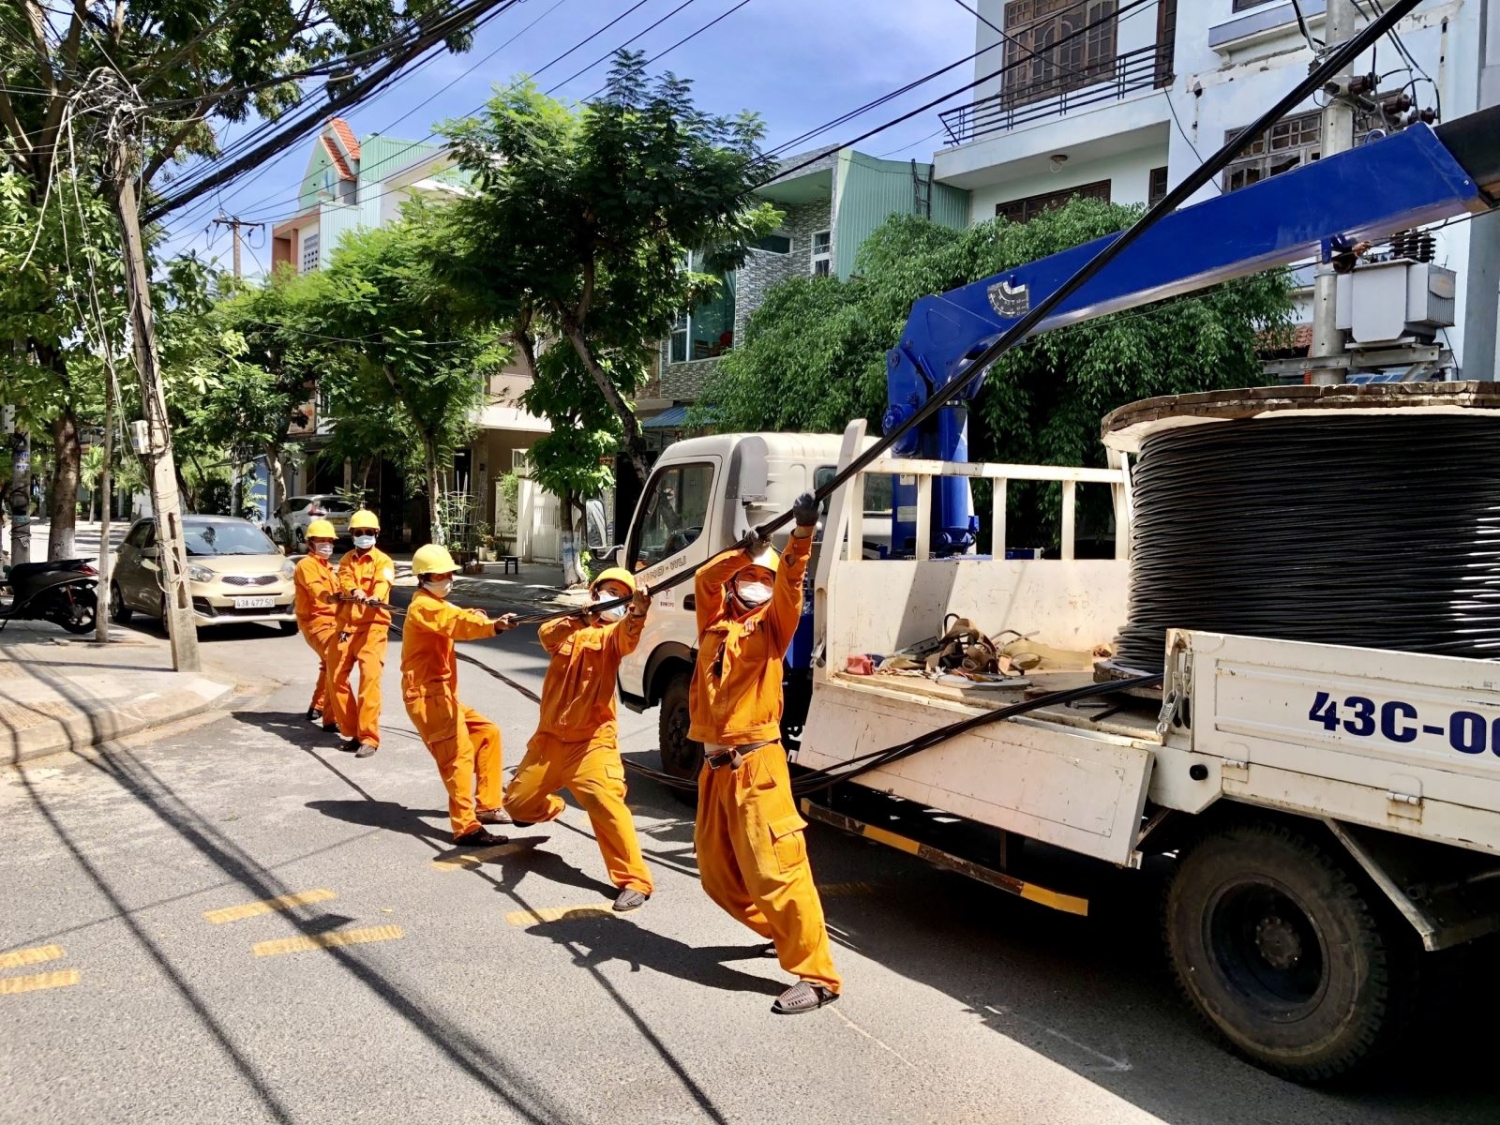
[{"x1": 616, "y1": 432, "x2": 887, "y2": 789}]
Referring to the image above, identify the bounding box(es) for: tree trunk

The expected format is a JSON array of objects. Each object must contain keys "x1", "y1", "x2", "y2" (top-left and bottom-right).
[
  {"x1": 47, "y1": 404, "x2": 81, "y2": 560},
  {"x1": 266, "y1": 443, "x2": 289, "y2": 515},
  {"x1": 425, "y1": 436, "x2": 444, "y2": 547},
  {"x1": 9, "y1": 428, "x2": 32, "y2": 565},
  {"x1": 563, "y1": 326, "x2": 651, "y2": 483},
  {"x1": 96, "y1": 366, "x2": 116, "y2": 643},
  {"x1": 559, "y1": 486, "x2": 585, "y2": 586}
]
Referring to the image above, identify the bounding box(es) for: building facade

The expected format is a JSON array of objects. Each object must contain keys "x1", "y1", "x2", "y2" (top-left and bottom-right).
[
  {"x1": 933, "y1": 0, "x2": 1499, "y2": 381},
  {"x1": 648, "y1": 146, "x2": 970, "y2": 422}
]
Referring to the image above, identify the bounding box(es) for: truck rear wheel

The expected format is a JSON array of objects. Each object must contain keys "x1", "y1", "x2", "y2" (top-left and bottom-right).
[
  {"x1": 1164, "y1": 819, "x2": 1414, "y2": 1083},
  {"x1": 657, "y1": 670, "x2": 701, "y2": 807}
]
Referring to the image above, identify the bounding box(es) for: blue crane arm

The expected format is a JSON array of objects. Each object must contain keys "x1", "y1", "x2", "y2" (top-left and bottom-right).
[{"x1": 885, "y1": 115, "x2": 1498, "y2": 555}]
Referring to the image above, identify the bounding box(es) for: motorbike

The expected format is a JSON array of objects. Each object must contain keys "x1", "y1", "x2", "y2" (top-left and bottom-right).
[{"x1": 0, "y1": 558, "x2": 99, "y2": 635}]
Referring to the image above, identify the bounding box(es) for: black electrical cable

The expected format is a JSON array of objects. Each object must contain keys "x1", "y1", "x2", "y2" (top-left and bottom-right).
[
  {"x1": 1113, "y1": 414, "x2": 1500, "y2": 675},
  {"x1": 622, "y1": 673, "x2": 1164, "y2": 793}
]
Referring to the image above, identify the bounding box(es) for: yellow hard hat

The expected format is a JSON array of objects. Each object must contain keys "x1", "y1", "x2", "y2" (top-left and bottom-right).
[
  {"x1": 743, "y1": 543, "x2": 779, "y2": 575},
  {"x1": 412, "y1": 543, "x2": 458, "y2": 577},
  {"x1": 349, "y1": 509, "x2": 380, "y2": 532},
  {"x1": 590, "y1": 567, "x2": 637, "y2": 595},
  {"x1": 306, "y1": 519, "x2": 337, "y2": 540}
]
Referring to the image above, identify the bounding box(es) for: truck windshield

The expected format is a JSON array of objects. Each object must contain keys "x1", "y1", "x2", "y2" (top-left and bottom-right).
[{"x1": 629, "y1": 462, "x2": 713, "y2": 570}]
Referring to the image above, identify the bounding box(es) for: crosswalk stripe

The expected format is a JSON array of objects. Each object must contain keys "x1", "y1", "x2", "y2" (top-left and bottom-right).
[
  {"x1": 0, "y1": 969, "x2": 80, "y2": 995},
  {"x1": 204, "y1": 889, "x2": 338, "y2": 924},
  {"x1": 0, "y1": 944, "x2": 64, "y2": 970},
  {"x1": 252, "y1": 925, "x2": 403, "y2": 957},
  {"x1": 430, "y1": 843, "x2": 530, "y2": 872},
  {"x1": 504, "y1": 905, "x2": 612, "y2": 926}
]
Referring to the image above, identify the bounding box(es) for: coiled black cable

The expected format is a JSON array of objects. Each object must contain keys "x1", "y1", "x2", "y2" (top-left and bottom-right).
[{"x1": 1113, "y1": 413, "x2": 1500, "y2": 673}]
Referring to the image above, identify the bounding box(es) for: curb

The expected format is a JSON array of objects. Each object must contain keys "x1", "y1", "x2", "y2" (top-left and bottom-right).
[{"x1": 5, "y1": 674, "x2": 236, "y2": 766}]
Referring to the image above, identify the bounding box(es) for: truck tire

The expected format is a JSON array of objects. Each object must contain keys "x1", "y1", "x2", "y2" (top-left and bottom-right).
[
  {"x1": 1164, "y1": 818, "x2": 1415, "y2": 1083},
  {"x1": 657, "y1": 669, "x2": 702, "y2": 807}
]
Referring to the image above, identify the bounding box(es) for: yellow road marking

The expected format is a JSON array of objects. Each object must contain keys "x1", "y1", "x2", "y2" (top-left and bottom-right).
[
  {"x1": 0, "y1": 944, "x2": 64, "y2": 970},
  {"x1": 818, "y1": 882, "x2": 878, "y2": 897},
  {"x1": 252, "y1": 925, "x2": 403, "y2": 957},
  {"x1": 505, "y1": 905, "x2": 612, "y2": 926},
  {"x1": 430, "y1": 843, "x2": 530, "y2": 872},
  {"x1": 0, "y1": 969, "x2": 80, "y2": 995},
  {"x1": 204, "y1": 889, "x2": 337, "y2": 924}
]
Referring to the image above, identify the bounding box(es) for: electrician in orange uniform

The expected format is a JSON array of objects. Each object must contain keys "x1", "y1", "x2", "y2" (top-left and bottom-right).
[
  {"x1": 292, "y1": 519, "x2": 344, "y2": 734},
  {"x1": 333, "y1": 509, "x2": 393, "y2": 758},
  {"x1": 402, "y1": 544, "x2": 516, "y2": 846},
  {"x1": 503, "y1": 568, "x2": 655, "y2": 912},
  {"x1": 690, "y1": 492, "x2": 841, "y2": 1015}
]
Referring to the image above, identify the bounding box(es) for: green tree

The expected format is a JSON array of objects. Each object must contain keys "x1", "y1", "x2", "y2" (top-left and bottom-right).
[
  {"x1": 703, "y1": 204, "x2": 1295, "y2": 544},
  {"x1": 440, "y1": 51, "x2": 779, "y2": 481},
  {"x1": 0, "y1": 0, "x2": 485, "y2": 578},
  {"x1": 311, "y1": 205, "x2": 500, "y2": 545}
]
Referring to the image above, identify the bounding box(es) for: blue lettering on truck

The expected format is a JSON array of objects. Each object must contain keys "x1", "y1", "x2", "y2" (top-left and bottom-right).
[{"x1": 1308, "y1": 691, "x2": 1500, "y2": 757}]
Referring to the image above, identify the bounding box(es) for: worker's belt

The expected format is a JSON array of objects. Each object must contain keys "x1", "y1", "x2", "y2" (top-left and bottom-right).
[{"x1": 704, "y1": 740, "x2": 772, "y2": 770}]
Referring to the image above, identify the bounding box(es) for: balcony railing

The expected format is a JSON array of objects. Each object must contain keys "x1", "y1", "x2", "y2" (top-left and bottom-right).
[{"x1": 940, "y1": 41, "x2": 1173, "y2": 147}]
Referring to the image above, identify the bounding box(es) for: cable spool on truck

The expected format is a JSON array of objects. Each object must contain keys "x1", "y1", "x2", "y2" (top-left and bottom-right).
[{"x1": 613, "y1": 87, "x2": 1500, "y2": 1081}]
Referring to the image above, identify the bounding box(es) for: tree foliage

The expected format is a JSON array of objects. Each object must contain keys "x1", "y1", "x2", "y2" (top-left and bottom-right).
[
  {"x1": 703, "y1": 203, "x2": 1295, "y2": 543},
  {"x1": 439, "y1": 51, "x2": 779, "y2": 479},
  {"x1": 308, "y1": 204, "x2": 501, "y2": 544}
]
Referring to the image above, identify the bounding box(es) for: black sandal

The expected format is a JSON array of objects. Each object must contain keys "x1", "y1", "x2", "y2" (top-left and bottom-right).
[{"x1": 772, "y1": 981, "x2": 838, "y2": 1015}]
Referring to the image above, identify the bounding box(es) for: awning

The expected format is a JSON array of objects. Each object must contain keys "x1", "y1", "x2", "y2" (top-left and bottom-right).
[{"x1": 641, "y1": 405, "x2": 692, "y2": 429}]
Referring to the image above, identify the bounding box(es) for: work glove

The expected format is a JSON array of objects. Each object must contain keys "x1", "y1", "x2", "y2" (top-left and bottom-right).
[
  {"x1": 793, "y1": 492, "x2": 820, "y2": 530},
  {"x1": 493, "y1": 613, "x2": 518, "y2": 634},
  {"x1": 631, "y1": 584, "x2": 651, "y2": 617}
]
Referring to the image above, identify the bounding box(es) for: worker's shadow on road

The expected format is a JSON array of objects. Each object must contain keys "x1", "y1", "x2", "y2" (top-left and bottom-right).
[
  {"x1": 306, "y1": 798, "x2": 453, "y2": 845},
  {"x1": 524, "y1": 915, "x2": 779, "y2": 996},
  {"x1": 497, "y1": 844, "x2": 621, "y2": 899},
  {"x1": 231, "y1": 708, "x2": 345, "y2": 750}
]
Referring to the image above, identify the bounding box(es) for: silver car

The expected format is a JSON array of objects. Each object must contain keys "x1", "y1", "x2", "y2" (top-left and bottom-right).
[
  {"x1": 267, "y1": 494, "x2": 356, "y2": 548},
  {"x1": 111, "y1": 515, "x2": 298, "y2": 634}
]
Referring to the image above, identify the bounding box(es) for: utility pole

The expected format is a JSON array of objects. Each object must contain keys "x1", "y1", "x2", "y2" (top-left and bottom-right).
[
  {"x1": 94, "y1": 362, "x2": 117, "y2": 644},
  {"x1": 111, "y1": 138, "x2": 201, "y2": 672},
  {"x1": 1461, "y1": 0, "x2": 1500, "y2": 380},
  {"x1": 212, "y1": 214, "x2": 264, "y2": 280},
  {"x1": 1308, "y1": 0, "x2": 1361, "y2": 386}
]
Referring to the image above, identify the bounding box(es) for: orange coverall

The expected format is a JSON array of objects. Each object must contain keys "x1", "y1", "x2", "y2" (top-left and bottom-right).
[
  {"x1": 293, "y1": 552, "x2": 344, "y2": 726},
  {"x1": 503, "y1": 612, "x2": 653, "y2": 895},
  {"x1": 334, "y1": 547, "x2": 394, "y2": 748},
  {"x1": 400, "y1": 590, "x2": 504, "y2": 840},
  {"x1": 690, "y1": 533, "x2": 841, "y2": 993}
]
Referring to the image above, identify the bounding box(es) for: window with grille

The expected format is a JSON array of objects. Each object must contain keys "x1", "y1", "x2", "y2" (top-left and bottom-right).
[
  {"x1": 995, "y1": 179, "x2": 1111, "y2": 225},
  {"x1": 300, "y1": 231, "x2": 320, "y2": 273},
  {"x1": 1223, "y1": 110, "x2": 1322, "y2": 192},
  {"x1": 1148, "y1": 166, "x2": 1168, "y2": 207},
  {"x1": 1001, "y1": 0, "x2": 1119, "y2": 110},
  {"x1": 811, "y1": 230, "x2": 832, "y2": 277}
]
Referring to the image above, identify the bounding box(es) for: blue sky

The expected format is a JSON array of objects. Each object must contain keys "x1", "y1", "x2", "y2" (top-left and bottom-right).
[{"x1": 156, "y1": 0, "x2": 976, "y2": 273}]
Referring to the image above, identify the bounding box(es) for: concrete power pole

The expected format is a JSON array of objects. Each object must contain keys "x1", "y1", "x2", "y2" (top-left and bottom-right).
[
  {"x1": 1461, "y1": 0, "x2": 1500, "y2": 380},
  {"x1": 111, "y1": 142, "x2": 201, "y2": 672},
  {"x1": 1308, "y1": 0, "x2": 1362, "y2": 386},
  {"x1": 212, "y1": 215, "x2": 264, "y2": 280}
]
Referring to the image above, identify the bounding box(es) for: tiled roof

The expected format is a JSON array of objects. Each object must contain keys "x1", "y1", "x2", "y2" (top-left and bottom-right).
[
  {"x1": 328, "y1": 117, "x2": 361, "y2": 162},
  {"x1": 1258, "y1": 322, "x2": 1314, "y2": 355},
  {"x1": 321, "y1": 135, "x2": 353, "y2": 181}
]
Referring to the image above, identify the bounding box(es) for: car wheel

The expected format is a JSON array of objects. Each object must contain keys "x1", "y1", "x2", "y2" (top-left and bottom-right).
[
  {"x1": 110, "y1": 581, "x2": 132, "y2": 623},
  {"x1": 278, "y1": 620, "x2": 299, "y2": 635},
  {"x1": 657, "y1": 669, "x2": 701, "y2": 807},
  {"x1": 1164, "y1": 818, "x2": 1417, "y2": 1082}
]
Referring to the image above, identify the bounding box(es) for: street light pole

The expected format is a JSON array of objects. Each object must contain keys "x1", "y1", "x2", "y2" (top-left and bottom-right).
[{"x1": 1308, "y1": 0, "x2": 1361, "y2": 386}]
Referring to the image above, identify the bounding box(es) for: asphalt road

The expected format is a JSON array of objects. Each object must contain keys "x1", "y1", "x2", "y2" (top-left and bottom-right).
[{"x1": 4, "y1": 589, "x2": 1498, "y2": 1125}]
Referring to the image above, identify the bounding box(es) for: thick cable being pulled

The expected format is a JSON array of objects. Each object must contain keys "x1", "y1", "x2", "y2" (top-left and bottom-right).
[
  {"x1": 622, "y1": 674, "x2": 1163, "y2": 793},
  {"x1": 1113, "y1": 414, "x2": 1500, "y2": 674}
]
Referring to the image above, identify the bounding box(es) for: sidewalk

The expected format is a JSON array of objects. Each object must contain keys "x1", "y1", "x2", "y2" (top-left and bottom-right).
[{"x1": 0, "y1": 623, "x2": 234, "y2": 766}]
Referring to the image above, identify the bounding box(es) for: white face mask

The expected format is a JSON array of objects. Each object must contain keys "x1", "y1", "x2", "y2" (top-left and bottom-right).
[
  {"x1": 734, "y1": 581, "x2": 773, "y2": 608},
  {"x1": 422, "y1": 577, "x2": 453, "y2": 599},
  {"x1": 313, "y1": 542, "x2": 333, "y2": 558},
  {"x1": 596, "y1": 604, "x2": 627, "y2": 622},
  {"x1": 353, "y1": 534, "x2": 376, "y2": 550}
]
